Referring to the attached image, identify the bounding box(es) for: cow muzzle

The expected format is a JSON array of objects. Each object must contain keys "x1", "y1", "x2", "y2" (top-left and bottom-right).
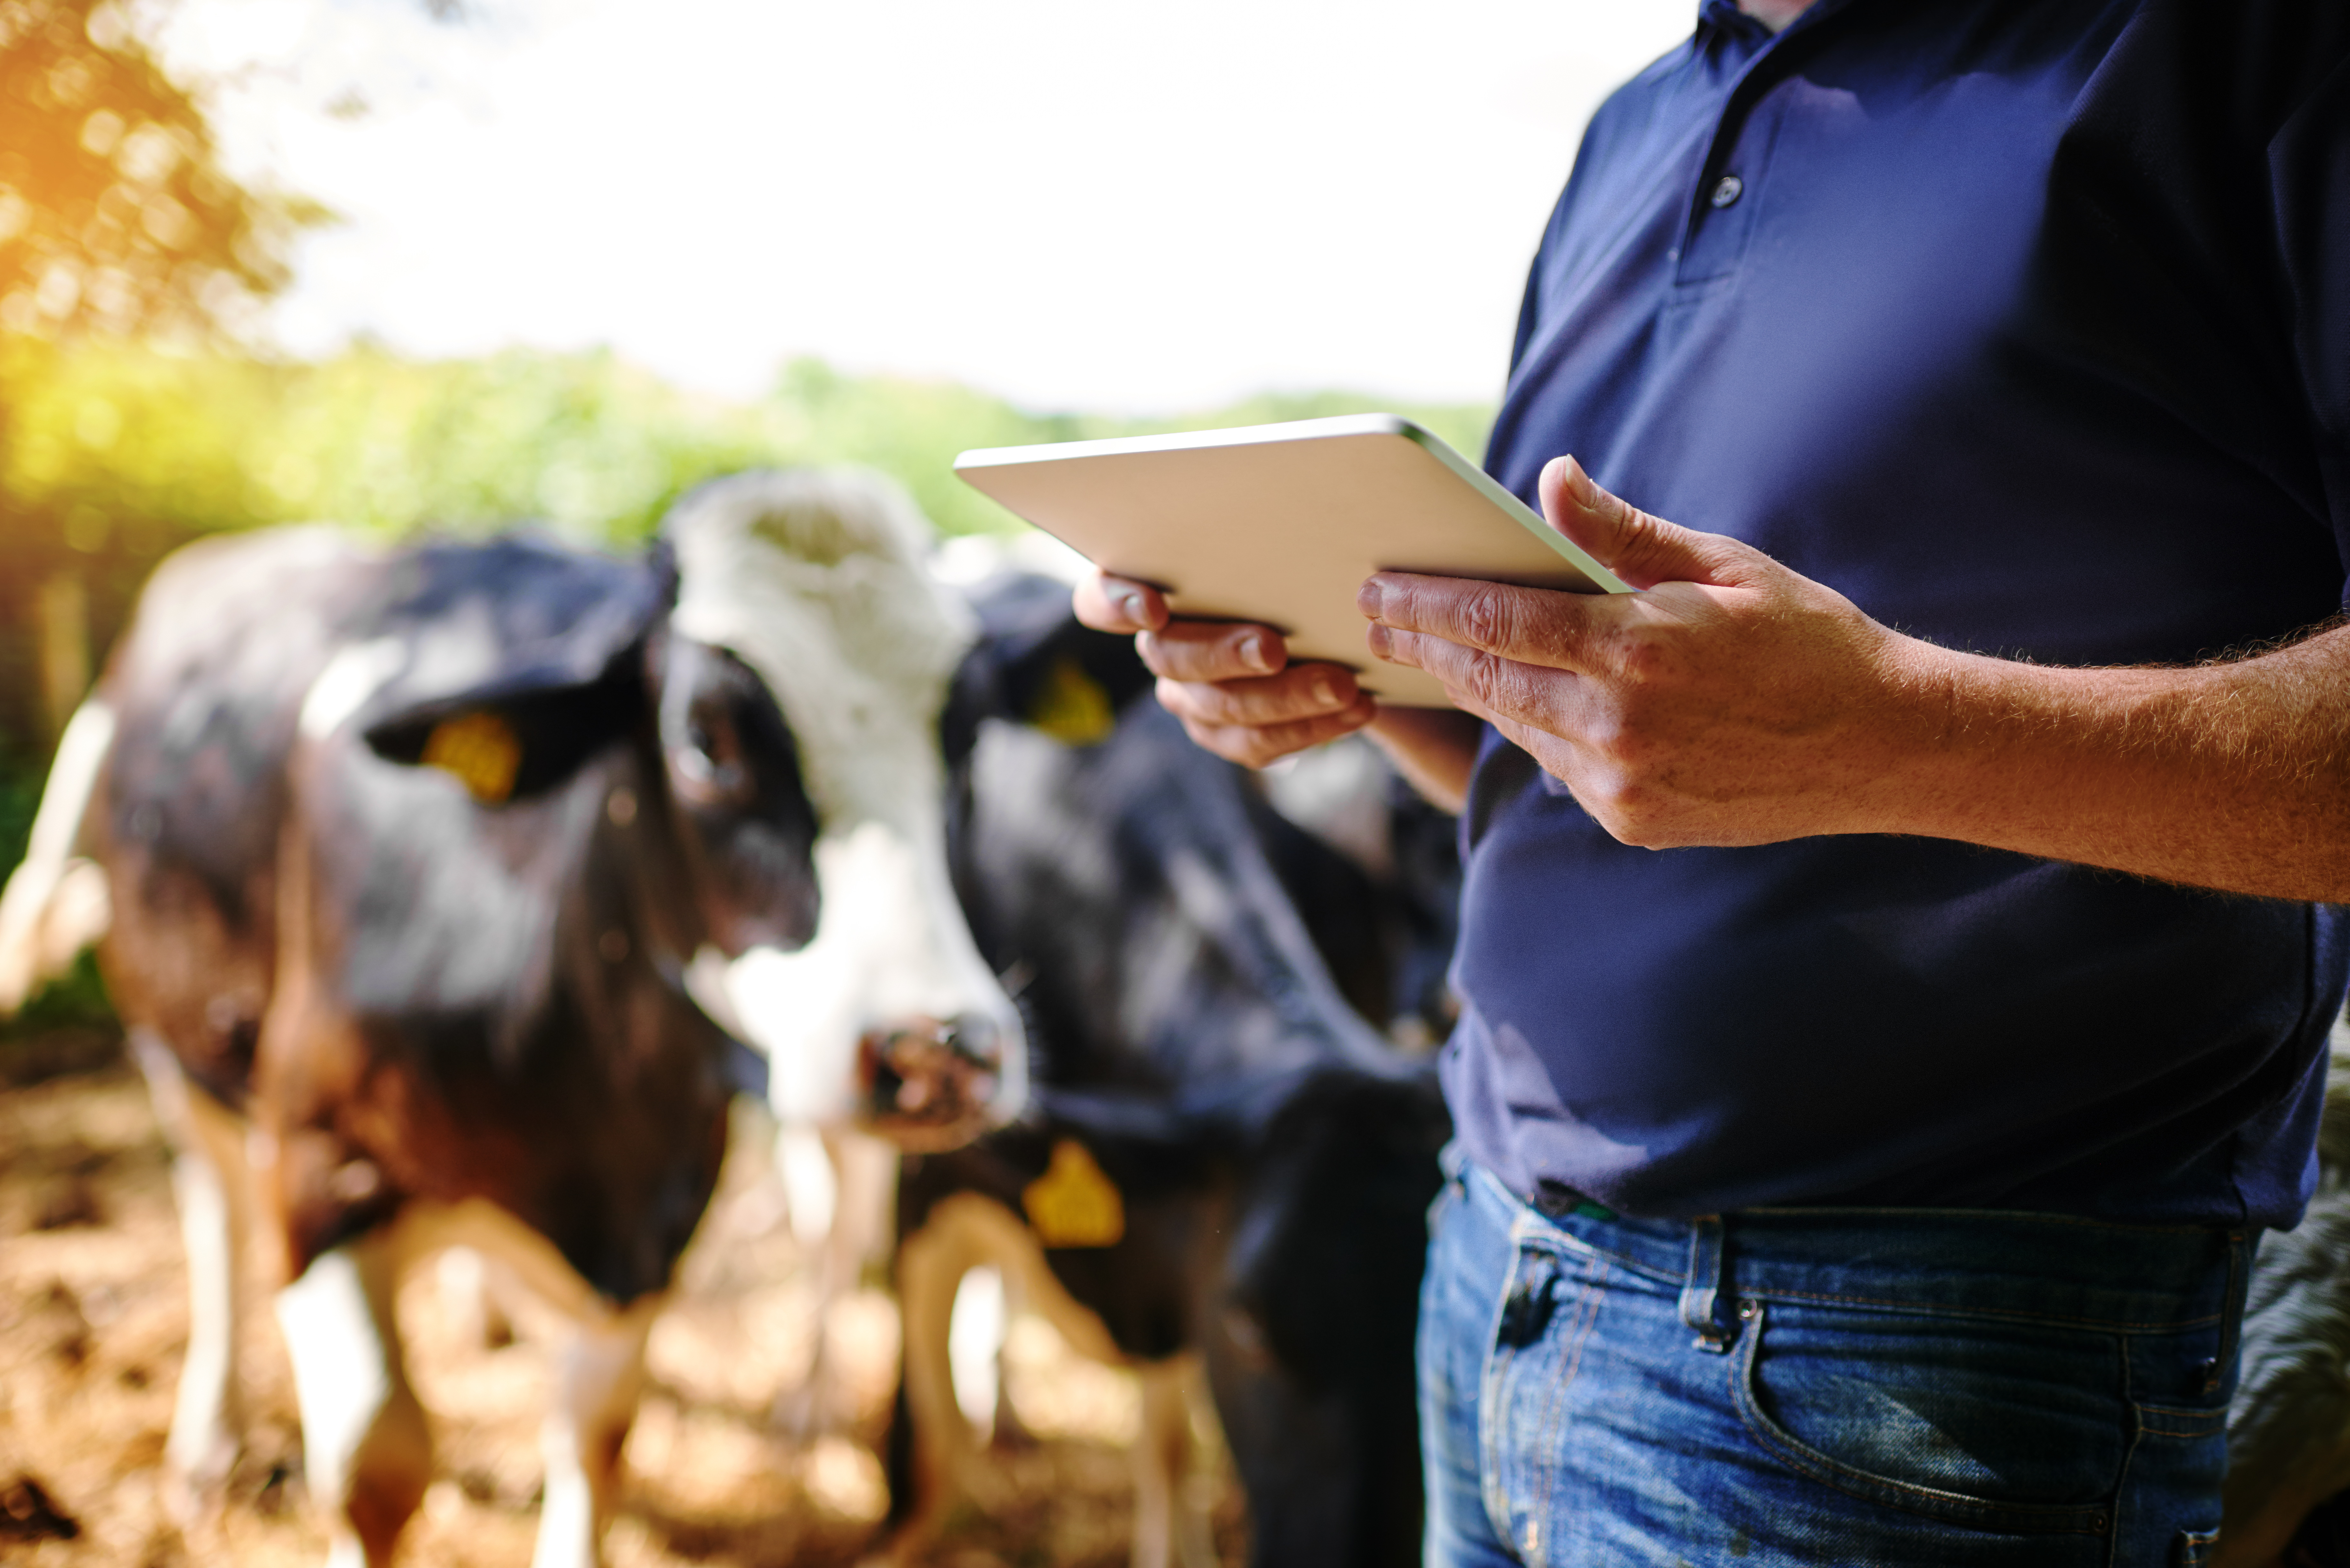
[{"x1": 857, "y1": 1013, "x2": 1003, "y2": 1152}]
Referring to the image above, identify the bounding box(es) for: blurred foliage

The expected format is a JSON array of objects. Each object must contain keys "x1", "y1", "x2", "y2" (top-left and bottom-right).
[
  {"x1": 0, "y1": 0, "x2": 319, "y2": 339},
  {"x1": 0, "y1": 333, "x2": 1488, "y2": 741},
  {"x1": 0, "y1": 735, "x2": 110, "y2": 1034},
  {"x1": 1, "y1": 339, "x2": 1493, "y2": 545}
]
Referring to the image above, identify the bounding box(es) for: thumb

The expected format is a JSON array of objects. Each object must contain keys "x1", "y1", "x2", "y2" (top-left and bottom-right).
[{"x1": 1538, "y1": 456, "x2": 1755, "y2": 590}]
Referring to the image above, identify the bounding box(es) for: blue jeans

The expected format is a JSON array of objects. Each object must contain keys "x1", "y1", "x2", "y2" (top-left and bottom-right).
[{"x1": 1418, "y1": 1150, "x2": 2248, "y2": 1567}]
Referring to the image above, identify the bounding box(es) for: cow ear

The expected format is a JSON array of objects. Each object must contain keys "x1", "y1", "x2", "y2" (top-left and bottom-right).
[
  {"x1": 942, "y1": 572, "x2": 1154, "y2": 765},
  {"x1": 362, "y1": 661, "x2": 643, "y2": 803},
  {"x1": 354, "y1": 536, "x2": 671, "y2": 802}
]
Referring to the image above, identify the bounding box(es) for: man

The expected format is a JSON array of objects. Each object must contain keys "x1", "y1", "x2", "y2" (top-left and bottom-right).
[{"x1": 1077, "y1": 0, "x2": 2350, "y2": 1561}]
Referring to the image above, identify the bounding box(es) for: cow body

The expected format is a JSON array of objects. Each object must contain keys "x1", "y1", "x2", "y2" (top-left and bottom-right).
[
  {"x1": 884, "y1": 576, "x2": 1452, "y2": 1568},
  {"x1": 4, "y1": 524, "x2": 828, "y2": 1568}
]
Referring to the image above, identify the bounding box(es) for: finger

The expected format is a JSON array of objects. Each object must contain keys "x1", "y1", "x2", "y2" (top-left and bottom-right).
[
  {"x1": 1180, "y1": 698, "x2": 1377, "y2": 769},
  {"x1": 1538, "y1": 456, "x2": 1754, "y2": 591},
  {"x1": 1359, "y1": 575, "x2": 1601, "y2": 674},
  {"x1": 1073, "y1": 571, "x2": 1169, "y2": 634},
  {"x1": 1369, "y1": 626, "x2": 1572, "y2": 730},
  {"x1": 1137, "y1": 620, "x2": 1287, "y2": 683},
  {"x1": 1153, "y1": 664, "x2": 1360, "y2": 728}
]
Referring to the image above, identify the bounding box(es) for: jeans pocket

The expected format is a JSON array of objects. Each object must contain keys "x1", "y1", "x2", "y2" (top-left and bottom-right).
[{"x1": 1729, "y1": 1299, "x2": 2120, "y2": 1536}]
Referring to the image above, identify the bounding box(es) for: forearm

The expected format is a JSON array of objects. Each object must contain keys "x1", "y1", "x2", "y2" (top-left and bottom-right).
[
  {"x1": 1365, "y1": 707, "x2": 1482, "y2": 815},
  {"x1": 1878, "y1": 622, "x2": 2350, "y2": 901}
]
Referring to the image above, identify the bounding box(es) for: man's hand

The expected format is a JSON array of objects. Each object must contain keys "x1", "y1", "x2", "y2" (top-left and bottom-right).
[
  {"x1": 1071, "y1": 572, "x2": 1376, "y2": 768},
  {"x1": 1359, "y1": 455, "x2": 1942, "y2": 847},
  {"x1": 1361, "y1": 454, "x2": 2350, "y2": 901}
]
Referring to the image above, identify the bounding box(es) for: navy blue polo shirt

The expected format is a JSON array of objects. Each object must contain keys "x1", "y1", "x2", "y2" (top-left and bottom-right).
[{"x1": 1448, "y1": 0, "x2": 2350, "y2": 1229}]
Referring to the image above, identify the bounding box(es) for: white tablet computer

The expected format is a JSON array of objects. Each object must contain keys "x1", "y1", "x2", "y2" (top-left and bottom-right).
[{"x1": 953, "y1": 413, "x2": 1629, "y2": 707}]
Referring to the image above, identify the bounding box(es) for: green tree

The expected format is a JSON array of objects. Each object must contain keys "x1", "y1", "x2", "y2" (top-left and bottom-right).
[{"x1": 0, "y1": 0, "x2": 317, "y2": 338}]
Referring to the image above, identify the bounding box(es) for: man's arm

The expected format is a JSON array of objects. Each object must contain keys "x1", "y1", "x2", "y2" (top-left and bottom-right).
[{"x1": 1361, "y1": 456, "x2": 2350, "y2": 902}]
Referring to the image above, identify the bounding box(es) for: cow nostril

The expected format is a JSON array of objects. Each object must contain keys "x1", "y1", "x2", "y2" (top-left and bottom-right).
[{"x1": 944, "y1": 1011, "x2": 1001, "y2": 1068}]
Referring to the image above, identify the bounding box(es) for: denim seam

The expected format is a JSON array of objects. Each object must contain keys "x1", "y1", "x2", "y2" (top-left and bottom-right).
[
  {"x1": 1475, "y1": 1243, "x2": 1530, "y2": 1557},
  {"x1": 2107, "y1": 1334, "x2": 2139, "y2": 1568},
  {"x1": 1525, "y1": 1263, "x2": 1571, "y2": 1567},
  {"x1": 2133, "y1": 1404, "x2": 2227, "y2": 1439},
  {"x1": 1737, "y1": 1206, "x2": 2223, "y2": 1237},
  {"x1": 1728, "y1": 1300, "x2": 2114, "y2": 1536},
  {"x1": 2211, "y1": 1233, "x2": 2248, "y2": 1396},
  {"x1": 1534, "y1": 1262, "x2": 1609, "y2": 1568},
  {"x1": 1512, "y1": 1227, "x2": 1688, "y2": 1288},
  {"x1": 1749, "y1": 1285, "x2": 2223, "y2": 1335}
]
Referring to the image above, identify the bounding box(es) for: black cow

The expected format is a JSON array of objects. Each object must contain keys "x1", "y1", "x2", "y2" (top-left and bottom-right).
[
  {"x1": 880, "y1": 572, "x2": 1452, "y2": 1568},
  {"x1": 0, "y1": 524, "x2": 823, "y2": 1568}
]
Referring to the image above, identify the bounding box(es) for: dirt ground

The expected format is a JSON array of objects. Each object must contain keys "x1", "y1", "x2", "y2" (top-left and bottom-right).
[{"x1": 0, "y1": 1035, "x2": 1249, "y2": 1567}]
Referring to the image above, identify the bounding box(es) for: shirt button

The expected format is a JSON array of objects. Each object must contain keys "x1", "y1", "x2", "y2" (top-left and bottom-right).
[{"x1": 1710, "y1": 173, "x2": 1744, "y2": 208}]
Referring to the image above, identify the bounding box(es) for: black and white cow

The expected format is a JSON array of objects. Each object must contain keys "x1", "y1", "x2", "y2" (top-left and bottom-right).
[
  {"x1": 0, "y1": 499, "x2": 1021, "y2": 1568},
  {"x1": 2223, "y1": 1020, "x2": 2350, "y2": 1568},
  {"x1": 879, "y1": 571, "x2": 1454, "y2": 1568}
]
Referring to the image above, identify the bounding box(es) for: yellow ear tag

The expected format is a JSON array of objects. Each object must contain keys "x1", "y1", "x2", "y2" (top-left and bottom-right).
[
  {"x1": 1022, "y1": 1138, "x2": 1125, "y2": 1248},
  {"x1": 421, "y1": 710, "x2": 521, "y2": 804},
  {"x1": 1027, "y1": 655, "x2": 1115, "y2": 747}
]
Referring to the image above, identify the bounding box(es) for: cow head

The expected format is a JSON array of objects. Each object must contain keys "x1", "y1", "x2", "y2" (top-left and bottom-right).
[
  {"x1": 663, "y1": 471, "x2": 1027, "y2": 1149},
  {"x1": 333, "y1": 534, "x2": 823, "y2": 972}
]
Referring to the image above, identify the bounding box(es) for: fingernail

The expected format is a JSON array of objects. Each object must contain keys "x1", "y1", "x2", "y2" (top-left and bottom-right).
[
  {"x1": 1355, "y1": 578, "x2": 1386, "y2": 620},
  {"x1": 1311, "y1": 675, "x2": 1334, "y2": 707},
  {"x1": 1240, "y1": 632, "x2": 1274, "y2": 674},
  {"x1": 1115, "y1": 589, "x2": 1147, "y2": 623},
  {"x1": 1366, "y1": 623, "x2": 1392, "y2": 660}
]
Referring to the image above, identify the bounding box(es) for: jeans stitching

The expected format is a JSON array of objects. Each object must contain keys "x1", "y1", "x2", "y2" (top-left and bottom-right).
[
  {"x1": 1525, "y1": 1262, "x2": 1568, "y2": 1567},
  {"x1": 1476, "y1": 1244, "x2": 1530, "y2": 1557},
  {"x1": 1526, "y1": 1260, "x2": 1609, "y2": 1568},
  {"x1": 1750, "y1": 1285, "x2": 2222, "y2": 1335},
  {"x1": 1727, "y1": 1300, "x2": 2115, "y2": 1536},
  {"x1": 2107, "y1": 1333, "x2": 2138, "y2": 1568},
  {"x1": 2134, "y1": 1404, "x2": 2227, "y2": 1439}
]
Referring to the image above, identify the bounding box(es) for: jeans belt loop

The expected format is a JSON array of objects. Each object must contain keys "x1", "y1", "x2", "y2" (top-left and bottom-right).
[{"x1": 1680, "y1": 1214, "x2": 1730, "y2": 1353}]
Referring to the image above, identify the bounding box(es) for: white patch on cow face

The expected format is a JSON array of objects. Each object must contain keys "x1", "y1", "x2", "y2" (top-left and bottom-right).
[
  {"x1": 723, "y1": 819, "x2": 1027, "y2": 1126},
  {"x1": 664, "y1": 470, "x2": 1028, "y2": 1128},
  {"x1": 299, "y1": 638, "x2": 407, "y2": 739}
]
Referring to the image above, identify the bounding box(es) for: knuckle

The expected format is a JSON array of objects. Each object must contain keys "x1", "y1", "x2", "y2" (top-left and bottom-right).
[
  {"x1": 1462, "y1": 584, "x2": 1507, "y2": 649},
  {"x1": 1612, "y1": 627, "x2": 1670, "y2": 683},
  {"x1": 1465, "y1": 650, "x2": 1505, "y2": 706}
]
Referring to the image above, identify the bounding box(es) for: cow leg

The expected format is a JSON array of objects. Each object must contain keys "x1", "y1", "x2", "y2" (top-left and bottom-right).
[
  {"x1": 776, "y1": 1125, "x2": 895, "y2": 1439},
  {"x1": 948, "y1": 1264, "x2": 1006, "y2": 1434},
  {"x1": 436, "y1": 1246, "x2": 518, "y2": 1351},
  {"x1": 531, "y1": 1299, "x2": 658, "y2": 1568},
  {"x1": 886, "y1": 1196, "x2": 1010, "y2": 1560},
  {"x1": 132, "y1": 1032, "x2": 252, "y2": 1518},
  {"x1": 1133, "y1": 1356, "x2": 1215, "y2": 1568},
  {"x1": 275, "y1": 1231, "x2": 432, "y2": 1568},
  {"x1": 773, "y1": 1122, "x2": 840, "y2": 1436}
]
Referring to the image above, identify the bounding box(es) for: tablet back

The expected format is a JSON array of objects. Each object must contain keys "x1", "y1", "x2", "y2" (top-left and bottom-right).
[{"x1": 954, "y1": 413, "x2": 1626, "y2": 708}]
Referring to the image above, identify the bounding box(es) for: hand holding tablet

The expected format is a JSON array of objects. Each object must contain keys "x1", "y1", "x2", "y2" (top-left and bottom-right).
[{"x1": 954, "y1": 414, "x2": 1630, "y2": 710}]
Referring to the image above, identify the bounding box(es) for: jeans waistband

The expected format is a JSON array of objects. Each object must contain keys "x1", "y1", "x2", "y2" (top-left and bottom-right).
[{"x1": 1456, "y1": 1155, "x2": 2246, "y2": 1335}]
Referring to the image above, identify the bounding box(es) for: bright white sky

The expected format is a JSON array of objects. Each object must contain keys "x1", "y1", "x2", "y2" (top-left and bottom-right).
[{"x1": 161, "y1": 0, "x2": 1694, "y2": 414}]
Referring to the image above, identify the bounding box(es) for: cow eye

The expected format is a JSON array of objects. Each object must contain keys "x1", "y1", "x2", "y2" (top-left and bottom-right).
[{"x1": 672, "y1": 707, "x2": 747, "y2": 802}]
